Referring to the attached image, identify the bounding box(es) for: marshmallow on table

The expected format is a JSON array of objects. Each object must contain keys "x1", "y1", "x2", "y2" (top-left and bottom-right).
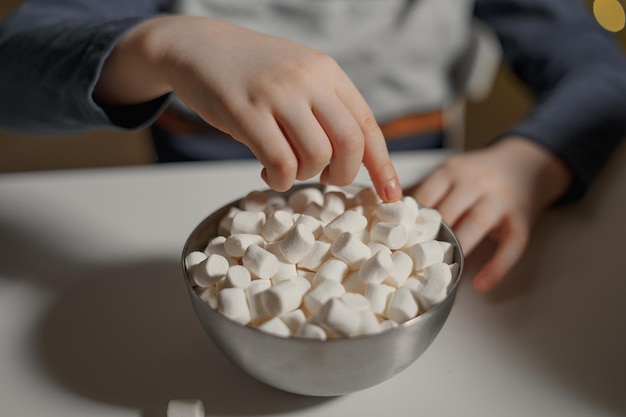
[
  {"x1": 262, "y1": 210, "x2": 294, "y2": 242},
  {"x1": 303, "y1": 278, "x2": 346, "y2": 315},
  {"x1": 323, "y1": 210, "x2": 368, "y2": 240},
  {"x1": 167, "y1": 399, "x2": 205, "y2": 417},
  {"x1": 280, "y1": 223, "x2": 315, "y2": 263},
  {"x1": 193, "y1": 254, "x2": 230, "y2": 287},
  {"x1": 242, "y1": 244, "x2": 278, "y2": 279},
  {"x1": 359, "y1": 250, "x2": 394, "y2": 284},
  {"x1": 330, "y1": 232, "x2": 371, "y2": 270},
  {"x1": 386, "y1": 288, "x2": 419, "y2": 323},
  {"x1": 218, "y1": 287, "x2": 251, "y2": 324},
  {"x1": 408, "y1": 240, "x2": 445, "y2": 271},
  {"x1": 313, "y1": 258, "x2": 349, "y2": 285}
]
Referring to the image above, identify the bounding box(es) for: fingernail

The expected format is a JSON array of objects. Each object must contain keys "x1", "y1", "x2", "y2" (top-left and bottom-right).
[{"x1": 383, "y1": 180, "x2": 402, "y2": 202}]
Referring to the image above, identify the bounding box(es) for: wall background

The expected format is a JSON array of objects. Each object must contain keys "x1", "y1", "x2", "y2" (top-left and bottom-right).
[{"x1": 0, "y1": 0, "x2": 623, "y2": 173}]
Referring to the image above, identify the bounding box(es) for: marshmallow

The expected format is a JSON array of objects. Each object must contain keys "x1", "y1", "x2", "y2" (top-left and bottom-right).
[
  {"x1": 198, "y1": 286, "x2": 218, "y2": 309},
  {"x1": 408, "y1": 240, "x2": 445, "y2": 271},
  {"x1": 402, "y1": 276, "x2": 425, "y2": 295},
  {"x1": 167, "y1": 399, "x2": 205, "y2": 417},
  {"x1": 359, "y1": 250, "x2": 393, "y2": 284},
  {"x1": 352, "y1": 187, "x2": 382, "y2": 207},
  {"x1": 223, "y1": 264, "x2": 252, "y2": 288},
  {"x1": 330, "y1": 232, "x2": 371, "y2": 269},
  {"x1": 296, "y1": 322, "x2": 328, "y2": 340},
  {"x1": 297, "y1": 240, "x2": 331, "y2": 271},
  {"x1": 320, "y1": 191, "x2": 347, "y2": 223},
  {"x1": 386, "y1": 288, "x2": 419, "y2": 323},
  {"x1": 369, "y1": 221, "x2": 408, "y2": 250},
  {"x1": 375, "y1": 200, "x2": 417, "y2": 226},
  {"x1": 218, "y1": 206, "x2": 241, "y2": 235},
  {"x1": 380, "y1": 320, "x2": 399, "y2": 331},
  {"x1": 184, "y1": 250, "x2": 207, "y2": 274},
  {"x1": 240, "y1": 189, "x2": 269, "y2": 212},
  {"x1": 280, "y1": 309, "x2": 307, "y2": 333},
  {"x1": 402, "y1": 195, "x2": 420, "y2": 212},
  {"x1": 403, "y1": 223, "x2": 431, "y2": 247},
  {"x1": 385, "y1": 250, "x2": 414, "y2": 288},
  {"x1": 358, "y1": 310, "x2": 382, "y2": 335},
  {"x1": 418, "y1": 262, "x2": 453, "y2": 310},
  {"x1": 218, "y1": 287, "x2": 251, "y2": 324},
  {"x1": 341, "y1": 292, "x2": 371, "y2": 313},
  {"x1": 317, "y1": 297, "x2": 360, "y2": 337},
  {"x1": 293, "y1": 214, "x2": 323, "y2": 238},
  {"x1": 262, "y1": 210, "x2": 294, "y2": 242},
  {"x1": 280, "y1": 223, "x2": 315, "y2": 263},
  {"x1": 204, "y1": 235, "x2": 229, "y2": 257},
  {"x1": 193, "y1": 254, "x2": 230, "y2": 287},
  {"x1": 261, "y1": 278, "x2": 309, "y2": 317},
  {"x1": 246, "y1": 279, "x2": 272, "y2": 324},
  {"x1": 242, "y1": 244, "x2": 278, "y2": 279},
  {"x1": 271, "y1": 260, "x2": 298, "y2": 285},
  {"x1": 257, "y1": 317, "x2": 291, "y2": 337},
  {"x1": 231, "y1": 210, "x2": 266, "y2": 235},
  {"x1": 224, "y1": 233, "x2": 265, "y2": 258},
  {"x1": 368, "y1": 241, "x2": 393, "y2": 256},
  {"x1": 288, "y1": 187, "x2": 324, "y2": 212},
  {"x1": 323, "y1": 210, "x2": 368, "y2": 240},
  {"x1": 303, "y1": 279, "x2": 346, "y2": 315},
  {"x1": 342, "y1": 271, "x2": 367, "y2": 294},
  {"x1": 313, "y1": 258, "x2": 349, "y2": 285},
  {"x1": 301, "y1": 202, "x2": 323, "y2": 222},
  {"x1": 415, "y1": 207, "x2": 442, "y2": 240},
  {"x1": 440, "y1": 241, "x2": 455, "y2": 264},
  {"x1": 365, "y1": 283, "x2": 395, "y2": 317},
  {"x1": 264, "y1": 195, "x2": 289, "y2": 215}
]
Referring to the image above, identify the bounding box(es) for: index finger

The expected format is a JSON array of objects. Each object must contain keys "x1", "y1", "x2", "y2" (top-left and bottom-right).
[{"x1": 336, "y1": 82, "x2": 401, "y2": 202}]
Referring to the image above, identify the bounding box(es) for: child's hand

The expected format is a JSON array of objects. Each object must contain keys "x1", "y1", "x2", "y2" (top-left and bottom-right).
[
  {"x1": 95, "y1": 16, "x2": 401, "y2": 202},
  {"x1": 407, "y1": 137, "x2": 572, "y2": 292}
]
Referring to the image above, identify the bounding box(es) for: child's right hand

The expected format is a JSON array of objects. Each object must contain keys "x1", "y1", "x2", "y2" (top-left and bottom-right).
[{"x1": 95, "y1": 15, "x2": 401, "y2": 202}]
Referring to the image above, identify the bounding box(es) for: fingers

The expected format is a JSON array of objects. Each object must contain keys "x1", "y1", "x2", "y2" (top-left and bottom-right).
[
  {"x1": 451, "y1": 197, "x2": 504, "y2": 255},
  {"x1": 411, "y1": 168, "x2": 452, "y2": 208},
  {"x1": 472, "y1": 217, "x2": 529, "y2": 292}
]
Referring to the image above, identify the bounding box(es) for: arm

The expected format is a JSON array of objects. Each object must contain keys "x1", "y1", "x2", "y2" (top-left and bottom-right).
[
  {"x1": 412, "y1": 0, "x2": 626, "y2": 291},
  {"x1": 0, "y1": 0, "x2": 171, "y2": 134}
]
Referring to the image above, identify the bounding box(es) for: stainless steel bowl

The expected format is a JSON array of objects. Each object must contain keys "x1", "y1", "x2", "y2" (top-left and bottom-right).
[{"x1": 181, "y1": 184, "x2": 464, "y2": 396}]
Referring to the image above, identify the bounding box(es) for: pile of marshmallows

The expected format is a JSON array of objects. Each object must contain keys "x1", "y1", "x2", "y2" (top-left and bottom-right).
[{"x1": 185, "y1": 186, "x2": 460, "y2": 340}]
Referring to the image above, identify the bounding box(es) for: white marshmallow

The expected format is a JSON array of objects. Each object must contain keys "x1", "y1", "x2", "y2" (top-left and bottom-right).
[
  {"x1": 320, "y1": 191, "x2": 347, "y2": 223},
  {"x1": 408, "y1": 240, "x2": 445, "y2": 271},
  {"x1": 296, "y1": 268, "x2": 316, "y2": 282},
  {"x1": 230, "y1": 210, "x2": 266, "y2": 235},
  {"x1": 317, "y1": 298, "x2": 360, "y2": 337},
  {"x1": 385, "y1": 250, "x2": 414, "y2": 288},
  {"x1": 386, "y1": 288, "x2": 419, "y2": 323},
  {"x1": 342, "y1": 271, "x2": 367, "y2": 294},
  {"x1": 440, "y1": 241, "x2": 455, "y2": 264},
  {"x1": 297, "y1": 240, "x2": 331, "y2": 271},
  {"x1": 359, "y1": 250, "x2": 393, "y2": 284},
  {"x1": 204, "y1": 235, "x2": 229, "y2": 257},
  {"x1": 257, "y1": 317, "x2": 291, "y2": 337},
  {"x1": 418, "y1": 262, "x2": 453, "y2": 310},
  {"x1": 369, "y1": 221, "x2": 408, "y2": 250},
  {"x1": 218, "y1": 287, "x2": 251, "y2": 324},
  {"x1": 323, "y1": 210, "x2": 368, "y2": 240},
  {"x1": 218, "y1": 206, "x2": 241, "y2": 235},
  {"x1": 368, "y1": 241, "x2": 393, "y2": 256},
  {"x1": 279, "y1": 223, "x2": 315, "y2": 264},
  {"x1": 224, "y1": 233, "x2": 265, "y2": 258},
  {"x1": 449, "y1": 262, "x2": 460, "y2": 281},
  {"x1": 261, "y1": 278, "x2": 309, "y2": 317},
  {"x1": 341, "y1": 292, "x2": 371, "y2": 313},
  {"x1": 352, "y1": 187, "x2": 381, "y2": 206},
  {"x1": 264, "y1": 195, "x2": 289, "y2": 215},
  {"x1": 301, "y1": 202, "x2": 323, "y2": 222},
  {"x1": 402, "y1": 195, "x2": 420, "y2": 212},
  {"x1": 358, "y1": 310, "x2": 383, "y2": 335},
  {"x1": 313, "y1": 258, "x2": 349, "y2": 285},
  {"x1": 294, "y1": 213, "x2": 323, "y2": 238},
  {"x1": 280, "y1": 309, "x2": 307, "y2": 334},
  {"x1": 380, "y1": 319, "x2": 399, "y2": 331},
  {"x1": 246, "y1": 279, "x2": 272, "y2": 324},
  {"x1": 415, "y1": 207, "x2": 442, "y2": 240},
  {"x1": 296, "y1": 322, "x2": 328, "y2": 340},
  {"x1": 223, "y1": 264, "x2": 252, "y2": 288},
  {"x1": 240, "y1": 190, "x2": 269, "y2": 212},
  {"x1": 402, "y1": 276, "x2": 425, "y2": 295},
  {"x1": 193, "y1": 254, "x2": 230, "y2": 287},
  {"x1": 198, "y1": 286, "x2": 218, "y2": 309},
  {"x1": 184, "y1": 250, "x2": 207, "y2": 274},
  {"x1": 375, "y1": 200, "x2": 417, "y2": 226},
  {"x1": 303, "y1": 279, "x2": 346, "y2": 315},
  {"x1": 288, "y1": 187, "x2": 324, "y2": 213},
  {"x1": 167, "y1": 399, "x2": 205, "y2": 417},
  {"x1": 330, "y1": 232, "x2": 371, "y2": 269},
  {"x1": 365, "y1": 283, "x2": 396, "y2": 317},
  {"x1": 271, "y1": 260, "x2": 298, "y2": 285},
  {"x1": 262, "y1": 210, "x2": 294, "y2": 242},
  {"x1": 242, "y1": 244, "x2": 278, "y2": 279},
  {"x1": 403, "y1": 223, "x2": 431, "y2": 247}
]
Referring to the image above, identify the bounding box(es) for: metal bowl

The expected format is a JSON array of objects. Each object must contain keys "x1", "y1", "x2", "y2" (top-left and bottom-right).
[{"x1": 181, "y1": 184, "x2": 464, "y2": 396}]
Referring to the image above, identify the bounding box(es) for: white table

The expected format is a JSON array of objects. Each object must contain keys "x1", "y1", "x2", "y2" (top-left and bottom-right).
[{"x1": 1, "y1": 148, "x2": 625, "y2": 417}]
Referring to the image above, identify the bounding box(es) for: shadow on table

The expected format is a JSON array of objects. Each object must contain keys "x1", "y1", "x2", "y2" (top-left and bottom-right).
[{"x1": 33, "y1": 259, "x2": 334, "y2": 416}]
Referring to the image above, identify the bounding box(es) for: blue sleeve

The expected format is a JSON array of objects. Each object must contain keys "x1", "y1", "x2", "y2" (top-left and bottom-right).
[
  {"x1": 474, "y1": 0, "x2": 626, "y2": 202},
  {"x1": 0, "y1": 0, "x2": 173, "y2": 135}
]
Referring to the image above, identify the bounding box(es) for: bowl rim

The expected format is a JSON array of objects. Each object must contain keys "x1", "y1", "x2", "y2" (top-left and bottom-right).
[{"x1": 181, "y1": 183, "x2": 464, "y2": 343}]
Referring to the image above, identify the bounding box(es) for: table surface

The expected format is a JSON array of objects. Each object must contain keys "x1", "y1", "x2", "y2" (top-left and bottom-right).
[{"x1": 1, "y1": 148, "x2": 625, "y2": 417}]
